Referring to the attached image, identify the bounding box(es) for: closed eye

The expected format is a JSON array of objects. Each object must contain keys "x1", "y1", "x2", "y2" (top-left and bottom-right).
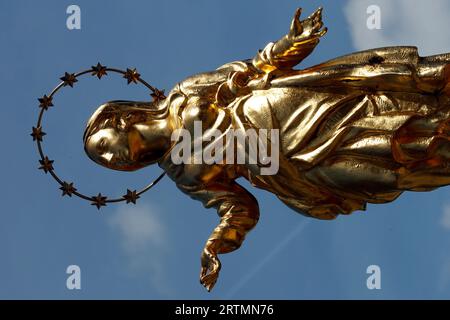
[{"x1": 98, "y1": 138, "x2": 108, "y2": 152}]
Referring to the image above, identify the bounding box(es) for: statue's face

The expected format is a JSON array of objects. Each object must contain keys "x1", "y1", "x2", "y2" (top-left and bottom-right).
[
  {"x1": 84, "y1": 102, "x2": 173, "y2": 171},
  {"x1": 84, "y1": 126, "x2": 142, "y2": 171}
]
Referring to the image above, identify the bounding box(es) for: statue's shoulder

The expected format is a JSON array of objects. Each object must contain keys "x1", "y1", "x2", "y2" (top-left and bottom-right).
[
  {"x1": 177, "y1": 70, "x2": 226, "y2": 96},
  {"x1": 176, "y1": 60, "x2": 253, "y2": 97},
  {"x1": 216, "y1": 60, "x2": 252, "y2": 72}
]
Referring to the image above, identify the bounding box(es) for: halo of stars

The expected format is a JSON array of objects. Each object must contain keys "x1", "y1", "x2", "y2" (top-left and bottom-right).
[{"x1": 32, "y1": 63, "x2": 166, "y2": 210}]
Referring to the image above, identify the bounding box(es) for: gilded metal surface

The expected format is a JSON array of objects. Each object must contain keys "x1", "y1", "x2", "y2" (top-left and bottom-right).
[{"x1": 41, "y1": 7, "x2": 450, "y2": 291}]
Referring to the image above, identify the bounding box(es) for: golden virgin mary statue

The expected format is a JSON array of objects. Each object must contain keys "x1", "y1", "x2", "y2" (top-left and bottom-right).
[{"x1": 82, "y1": 8, "x2": 450, "y2": 290}]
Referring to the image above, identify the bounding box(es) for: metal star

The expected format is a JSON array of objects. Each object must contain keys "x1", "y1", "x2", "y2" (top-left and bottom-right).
[
  {"x1": 123, "y1": 189, "x2": 140, "y2": 204},
  {"x1": 123, "y1": 68, "x2": 140, "y2": 84},
  {"x1": 60, "y1": 182, "x2": 77, "y2": 197},
  {"x1": 91, "y1": 63, "x2": 108, "y2": 79},
  {"x1": 31, "y1": 126, "x2": 46, "y2": 142},
  {"x1": 39, "y1": 156, "x2": 54, "y2": 173},
  {"x1": 91, "y1": 193, "x2": 107, "y2": 209},
  {"x1": 38, "y1": 95, "x2": 54, "y2": 110},
  {"x1": 151, "y1": 88, "x2": 166, "y2": 102},
  {"x1": 60, "y1": 72, "x2": 78, "y2": 87}
]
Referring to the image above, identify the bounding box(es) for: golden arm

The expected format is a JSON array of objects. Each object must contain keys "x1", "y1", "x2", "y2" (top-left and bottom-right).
[
  {"x1": 177, "y1": 180, "x2": 260, "y2": 291},
  {"x1": 253, "y1": 7, "x2": 328, "y2": 72}
]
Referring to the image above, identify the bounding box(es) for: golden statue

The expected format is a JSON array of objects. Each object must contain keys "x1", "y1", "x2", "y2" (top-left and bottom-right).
[{"x1": 35, "y1": 7, "x2": 450, "y2": 291}]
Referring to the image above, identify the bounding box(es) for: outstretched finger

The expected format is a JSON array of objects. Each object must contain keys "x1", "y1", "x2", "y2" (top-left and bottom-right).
[
  {"x1": 294, "y1": 7, "x2": 302, "y2": 21},
  {"x1": 310, "y1": 6, "x2": 323, "y2": 20},
  {"x1": 315, "y1": 7, "x2": 323, "y2": 17},
  {"x1": 317, "y1": 27, "x2": 328, "y2": 37},
  {"x1": 291, "y1": 8, "x2": 303, "y2": 36}
]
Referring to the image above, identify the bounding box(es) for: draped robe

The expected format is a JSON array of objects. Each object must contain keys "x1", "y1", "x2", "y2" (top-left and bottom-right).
[{"x1": 159, "y1": 46, "x2": 450, "y2": 220}]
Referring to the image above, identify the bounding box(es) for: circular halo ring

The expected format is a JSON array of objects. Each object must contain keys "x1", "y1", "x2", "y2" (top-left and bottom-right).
[{"x1": 32, "y1": 63, "x2": 167, "y2": 209}]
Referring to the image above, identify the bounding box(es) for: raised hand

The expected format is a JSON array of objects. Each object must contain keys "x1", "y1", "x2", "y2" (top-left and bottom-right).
[
  {"x1": 289, "y1": 7, "x2": 328, "y2": 45},
  {"x1": 257, "y1": 7, "x2": 328, "y2": 71}
]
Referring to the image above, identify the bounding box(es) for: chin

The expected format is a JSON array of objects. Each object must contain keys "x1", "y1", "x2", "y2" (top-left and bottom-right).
[
  {"x1": 103, "y1": 162, "x2": 147, "y2": 172},
  {"x1": 99, "y1": 158, "x2": 153, "y2": 171}
]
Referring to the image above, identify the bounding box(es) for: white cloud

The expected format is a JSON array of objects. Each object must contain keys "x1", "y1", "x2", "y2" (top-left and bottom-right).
[
  {"x1": 108, "y1": 202, "x2": 172, "y2": 295},
  {"x1": 440, "y1": 204, "x2": 450, "y2": 230},
  {"x1": 344, "y1": 0, "x2": 450, "y2": 55}
]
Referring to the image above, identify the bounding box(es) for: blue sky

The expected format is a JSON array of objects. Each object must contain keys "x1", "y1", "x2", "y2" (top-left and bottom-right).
[{"x1": 1, "y1": 0, "x2": 450, "y2": 299}]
